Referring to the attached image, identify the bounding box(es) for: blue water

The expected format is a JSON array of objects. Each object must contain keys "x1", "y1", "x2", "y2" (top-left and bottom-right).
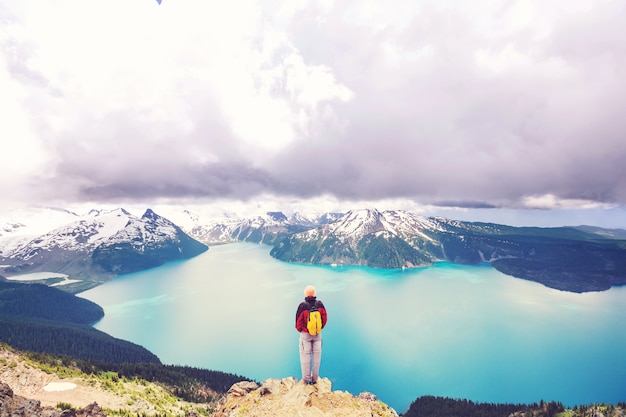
[{"x1": 79, "y1": 243, "x2": 626, "y2": 413}]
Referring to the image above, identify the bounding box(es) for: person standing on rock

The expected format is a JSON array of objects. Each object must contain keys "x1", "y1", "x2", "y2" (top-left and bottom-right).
[{"x1": 295, "y1": 285, "x2": 328, "y2": 384}]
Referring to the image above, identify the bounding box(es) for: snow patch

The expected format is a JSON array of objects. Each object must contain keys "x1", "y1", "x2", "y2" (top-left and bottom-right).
[
  {"x1": 4, "y1": 272, "x2": 68, "y2": 281},
  {"x1": 43, "y1": 382, "x2": 77, "y2": 392}
]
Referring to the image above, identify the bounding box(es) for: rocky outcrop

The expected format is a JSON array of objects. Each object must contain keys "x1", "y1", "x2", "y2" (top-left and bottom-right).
[
  {"x1": 213, "y1": 377, "x2": 398, "y2": 417},
  {"x1": 1, "y1": 376, "x2": 398, "y2": 417},
  {"x1": 0, "y1": 382, "x2": 106, "y2": 417}
]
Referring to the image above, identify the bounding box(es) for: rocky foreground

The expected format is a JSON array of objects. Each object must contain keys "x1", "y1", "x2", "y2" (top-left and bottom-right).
[
  {"x1": 0, "y1": 382, "x2": 106, "y2": 417},
  {"x1": 213, "y1": 377, "x2": 398, "y2": 417},
  {"x1": 2, "y1": 344, "x2": 625, "y2": 417},
  {"x1": 0, "y1": 345, "x2": 209, "y2": 416},
  {"x1": 0, "y1": 376, "x2": 398, "y2": 417},
  {"x1": 1, "y1": 344, "x2": 398, "y2": 417}
]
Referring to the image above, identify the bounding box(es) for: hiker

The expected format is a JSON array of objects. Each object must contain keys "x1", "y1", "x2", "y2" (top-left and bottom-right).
[{"x1": 295, "y1": 285, "x2": 328, "y2": 384}]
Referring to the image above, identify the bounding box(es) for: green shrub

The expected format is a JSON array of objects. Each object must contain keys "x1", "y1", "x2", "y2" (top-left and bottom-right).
[{"x1": 56, "y1": 402, "x2": 75, "y2": 411}]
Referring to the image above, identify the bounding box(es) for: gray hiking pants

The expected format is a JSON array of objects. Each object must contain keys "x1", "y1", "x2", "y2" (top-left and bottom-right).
[{"x1": 299, "y1": 331, "x2": 322, "y2": 383}]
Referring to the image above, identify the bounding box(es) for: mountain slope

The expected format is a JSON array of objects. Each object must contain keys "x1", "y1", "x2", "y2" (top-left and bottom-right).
[
  {"x1": 91, "y1": 208, "x2": 208, "y2": 275},
  {"x1": 0, "y1": 345, "x2": 219, "y2": 416},
  {"x1": 0, "y1": 281, "x2": 102, "y2": 324},
  {"x1": 0, "y1": 208, "x2": 208, "y2": 292},
  {"x1": 270, "y1": 209, "x2": 626, "y2": 292},
  {"x1": 0, "y1": 280, "x2": 159, "y2": 364},
  {"x1": 270, "y1": 209, "x2": 444, "y2": 268}
]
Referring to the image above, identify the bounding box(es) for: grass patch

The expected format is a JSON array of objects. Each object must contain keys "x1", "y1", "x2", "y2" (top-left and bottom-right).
[{"x1": 56, "y1": 402, "x2": 75, "y2": 411}]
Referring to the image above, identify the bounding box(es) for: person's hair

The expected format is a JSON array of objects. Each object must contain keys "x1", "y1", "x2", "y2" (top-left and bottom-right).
[{"x1": 304, "y1": 285, "x2": 316, "y2": 297}]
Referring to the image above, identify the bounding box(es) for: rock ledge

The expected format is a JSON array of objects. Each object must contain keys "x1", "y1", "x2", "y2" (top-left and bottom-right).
[{"x1": 213, "y1": 377, "x2": 398, "y2": 417}]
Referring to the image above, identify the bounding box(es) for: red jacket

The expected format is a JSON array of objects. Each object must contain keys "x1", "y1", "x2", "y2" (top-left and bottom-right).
[{"x1": 295, "y1": 296, "x2": 328, "y2": 333}]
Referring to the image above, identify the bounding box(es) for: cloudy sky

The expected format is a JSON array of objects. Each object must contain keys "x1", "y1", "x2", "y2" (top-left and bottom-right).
[{"x1": 1, "y1": 0, "x2": 625, "y2": 227}]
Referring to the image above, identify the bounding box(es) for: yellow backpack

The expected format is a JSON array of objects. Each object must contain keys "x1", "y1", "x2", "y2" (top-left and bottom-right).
[{"x1": 306, "y1": 302, "x2": 322, "y2": 336}]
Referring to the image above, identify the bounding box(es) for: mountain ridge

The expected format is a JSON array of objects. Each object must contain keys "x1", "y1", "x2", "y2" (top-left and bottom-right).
[
  {"x1": 0, "y1": 207, "x2": 208, "y2": 292},
  {"x1": 200, "y1": 207, "x2": 625, "y2": 293},
  {"x1": 0, "y1": 280, "x2": 160, "y2": 364},
  {"x1": 268, "y1": 208, "x2": 626, "y2": 292},
  {"x1": 2, "y1": 206, "x2": 626, "y2": 293}
]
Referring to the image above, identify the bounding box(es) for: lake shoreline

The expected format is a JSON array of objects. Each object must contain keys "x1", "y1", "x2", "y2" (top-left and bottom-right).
[{"x1": 77, "y1": 243, "x2": 626, "y2": 412}]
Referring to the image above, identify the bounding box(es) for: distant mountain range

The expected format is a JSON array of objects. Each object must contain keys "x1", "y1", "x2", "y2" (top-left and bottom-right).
[
  {"x1": 181, "y1": 210, "x2": 344, "y2": 245},
  {"x1": 1, "y1": 206, "x2": 625, "y2": 293},
  {"x1": 179, "y1": 207, "x2": 626, "y2": 293}
]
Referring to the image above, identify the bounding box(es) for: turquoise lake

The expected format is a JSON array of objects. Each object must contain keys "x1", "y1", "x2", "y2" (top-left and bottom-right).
[{"x1": 79, "y1": 242, "x2": 626, "y2": 413}]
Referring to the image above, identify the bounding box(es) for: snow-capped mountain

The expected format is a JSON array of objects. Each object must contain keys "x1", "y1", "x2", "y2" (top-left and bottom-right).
[
  {"x1": 0, "y1": 208, "x2": 207, "y2": 292},
  {"x1": 3, "y1": 205, "x2": 625, "y2": 293},
  {"x1": 269, "y1": 208, "x2": 626, "y2": 293},
  {"x1": 182, "y1": 211, "x2": 344, "y2": 245},
  {"x1": 287, "y1": 212, "x2": 344, "y2": 228},
  {"x1": 0, "y1": 207, "x2": 82, "y2": 257},
  {"x1": 0, "y1": 207, "x2": 80, "y2": 238},
  {"x1": 271, "y1": 208, "x2": 444, "y2": 268},
  {"x1": 7, "y1": 208, "x2": 133, "y2": 260},
  {"x1": 308, "y1": 208, "x2": 443, "y2": 243}
]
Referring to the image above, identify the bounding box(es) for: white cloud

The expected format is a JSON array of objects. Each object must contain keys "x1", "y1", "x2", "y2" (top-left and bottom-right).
[
  {"x1": 0, "y1": 0, "x2": 625, "y2": 221},
  {"x1": 521, "y1": 194, "x2": 611, "y2": 210},
  {"x1": 0, "y1": 46, "x2": 49, "y2": 201}
]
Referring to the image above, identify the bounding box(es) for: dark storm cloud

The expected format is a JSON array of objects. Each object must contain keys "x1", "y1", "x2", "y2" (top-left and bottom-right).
[
  {"x1": 78, "y1": 163, "x2": 276, "y2": 201},
  {"x1": 434, "y1": 201, "x2": 499, "y2": 209}
]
